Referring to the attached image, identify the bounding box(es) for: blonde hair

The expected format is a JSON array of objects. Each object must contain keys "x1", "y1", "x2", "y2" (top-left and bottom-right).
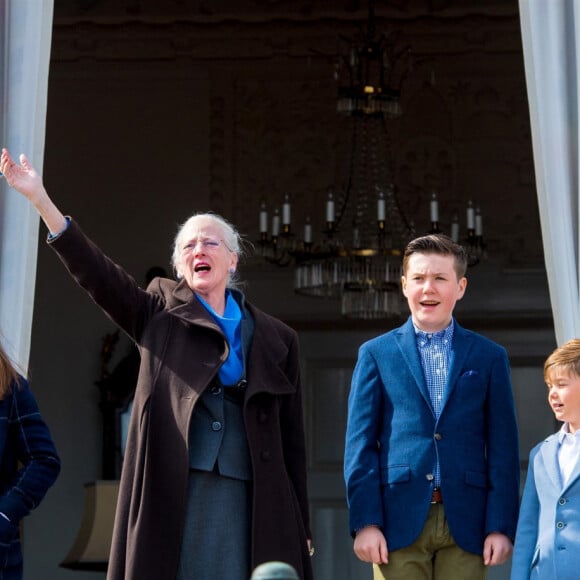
[
  {"x1": 544, "y1": 338, "x2": 580, "y2": 383},
  {"x1": 0, "y1": 341, "x2": 20, "y2": 399}
]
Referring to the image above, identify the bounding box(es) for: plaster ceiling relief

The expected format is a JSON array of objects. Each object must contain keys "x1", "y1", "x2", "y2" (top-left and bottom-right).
[
  {"x1": 50, "y1": 11, "x2": 524, "y2": 66},
  {"x1": 54, "y1": 0, "x2": 518, "y2": 23}
]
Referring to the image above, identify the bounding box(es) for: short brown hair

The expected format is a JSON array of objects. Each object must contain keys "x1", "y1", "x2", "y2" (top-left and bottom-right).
[
  {"x1": 544, "y1": 338, "x2": 580, "y2": 383},
  {"x1": 402, "y1": 234, "x2": 468, "y2": 279}
]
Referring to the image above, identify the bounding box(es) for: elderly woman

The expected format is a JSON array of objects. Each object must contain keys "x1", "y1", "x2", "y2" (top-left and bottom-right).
[{"x1": 0, "y1": 148, "x2": 313, "y2": 580}]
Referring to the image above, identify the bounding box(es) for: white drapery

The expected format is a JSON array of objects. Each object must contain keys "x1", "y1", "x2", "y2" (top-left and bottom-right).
[
  {"x1": 519, "y1": 0, "x2": 580, "y2": 345},
  {"x1": 0, "y1": 0, "x2": 54, "y2": 372}
]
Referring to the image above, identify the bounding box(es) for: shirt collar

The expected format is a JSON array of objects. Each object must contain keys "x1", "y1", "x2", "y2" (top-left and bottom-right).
[
  {"x1": 557, "y1": 423, "x2": 580, "y2": 443},
  {"x1": 414, "y1": 320, "x2": 454, "y2": 343}
]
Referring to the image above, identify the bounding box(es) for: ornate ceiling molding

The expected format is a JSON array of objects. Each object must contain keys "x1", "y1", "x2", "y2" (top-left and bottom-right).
[
  {"x1": 54, "y1": 0, "x2": 518, "y2": 26},
  {"x1": 51, "y1": 14, "x2": 522, "y2": 63}
]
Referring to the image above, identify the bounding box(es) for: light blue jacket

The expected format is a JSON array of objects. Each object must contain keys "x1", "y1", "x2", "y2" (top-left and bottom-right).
[
  {"x1": 511, "y1": 432, "x2": 580, "y2": 580},
  {"x1": 344, "y1": 317, "x2": 520, "y2": 555}
]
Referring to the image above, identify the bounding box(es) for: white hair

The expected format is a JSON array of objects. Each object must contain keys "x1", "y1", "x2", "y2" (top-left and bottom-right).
[{"x1": 171, "y1": 212, "x2": 244, "y2": 288}]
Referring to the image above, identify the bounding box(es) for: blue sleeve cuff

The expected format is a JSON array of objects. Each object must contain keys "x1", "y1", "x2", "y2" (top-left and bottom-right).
[{"x1": 47, "y1": 216, "x2": 71, "y2": 241}]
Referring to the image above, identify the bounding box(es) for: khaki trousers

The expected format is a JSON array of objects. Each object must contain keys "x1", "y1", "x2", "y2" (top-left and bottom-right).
[{"x1": 373, "y1": 504, "x2": 486, "y2": 580}]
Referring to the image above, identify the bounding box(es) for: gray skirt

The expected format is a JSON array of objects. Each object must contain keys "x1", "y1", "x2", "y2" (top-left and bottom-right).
[{"x1": 176, "y1": 468, "x2": 252, "y2": 580}]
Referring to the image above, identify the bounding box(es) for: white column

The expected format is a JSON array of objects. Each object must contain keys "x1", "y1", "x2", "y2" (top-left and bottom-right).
[
  {"x1": 519, "y1": 0, "x2": 580, "y2": 345},
  {"x1": 0, "y1": 0, "x2": 54, "y2": 372}
]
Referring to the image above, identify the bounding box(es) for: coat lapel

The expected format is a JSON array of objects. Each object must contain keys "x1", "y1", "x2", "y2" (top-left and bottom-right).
[
  {"x1": 395, "y1": 318, "x2": 432, "y2": 409},
  {"x1": 164, "y1": 279, "x2": 231, "y2": 375},
  {"x1": 539, "y1": 434, "x2": 563, "y2": 491},
  {"x1": 442, "y1": 321, "x2": 473, "y2": 409},
  {"x1": 159, "y1": 278, "x2": 295, "y2": 398},
  {"x1": 245, "y1": 305, "x2": 296, "y2": 398},
  {"x1": 169, "y1": 279, "x2": 223, "y2": 330}
]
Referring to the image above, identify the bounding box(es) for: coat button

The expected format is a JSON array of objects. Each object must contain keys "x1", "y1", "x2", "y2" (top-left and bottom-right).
[
  {"x1": 258, "y1": 412, "x2": 268, "y2": 424},
  {"x1": 434, "y1": 433, "x2": 442, "y2": 441},
  {"x1": 261, "y1": 450, "x2": 271, "y2": 461},
  {"x1": 559, "y1": 498, "x2": 567, "y2": 505},
  {"x1": 426, "y1": 473, "x2": 434, "y2": 481},
  {"x1": 211, "y1": 386, "x2": 221, "y2": 395},
  {"x1": 557, "y1": 522, "x2": 565, "y2": 529},
  {"x1": 211, "y1": 421, "x2": 223, "y2": 431}
]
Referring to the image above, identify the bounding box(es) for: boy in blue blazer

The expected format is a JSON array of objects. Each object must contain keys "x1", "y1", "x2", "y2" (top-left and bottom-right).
[
  {"x1": 511, "y1": 339, "x2": 580, "y2": 580},
  {"x1": 344, "y1": 234, "x2": 520, "y2": 580}
]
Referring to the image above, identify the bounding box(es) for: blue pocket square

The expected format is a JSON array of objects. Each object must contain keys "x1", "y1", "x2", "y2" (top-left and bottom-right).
[{"x1": 461, "y1": 370, "x2": 478, "y2": 378}]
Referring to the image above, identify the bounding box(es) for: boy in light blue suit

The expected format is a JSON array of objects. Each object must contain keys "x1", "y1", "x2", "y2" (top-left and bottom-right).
[
  {"x1": 511, "y1": 339, "x2": 580, "y2": 580},
  {"x1": 344, "y1": 234, "x2": 520, "y2": 580}
]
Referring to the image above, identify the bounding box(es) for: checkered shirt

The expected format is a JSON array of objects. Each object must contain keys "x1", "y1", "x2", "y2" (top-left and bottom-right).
[{"x1": 415, "y1": 321, "x2": 454, "y2": 487}]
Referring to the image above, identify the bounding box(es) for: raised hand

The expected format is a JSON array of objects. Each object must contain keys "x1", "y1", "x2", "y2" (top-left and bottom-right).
[
  {"x1": 1, "y1": 148, "x2": 67, "y2": 235},
  {"x1": 0, "y1": 149, "x2": 45, "y2": 203}
]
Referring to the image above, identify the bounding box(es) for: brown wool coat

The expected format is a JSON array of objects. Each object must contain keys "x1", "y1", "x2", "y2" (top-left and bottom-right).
[{"x1": 50, "y1": 220, "x2": 313, "y2": 580}]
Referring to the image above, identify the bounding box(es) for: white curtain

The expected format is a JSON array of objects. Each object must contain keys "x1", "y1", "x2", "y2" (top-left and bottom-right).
[
  {"x1": 0, "y1": 0, "x2": 54, "y2": 372},
  {"x1": 519, "y1": 0, "x2": 580, "y2": 345}
]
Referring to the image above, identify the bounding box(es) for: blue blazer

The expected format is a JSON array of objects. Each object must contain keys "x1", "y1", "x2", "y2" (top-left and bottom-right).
[
  {"x1": 0, "y1": 376, "x2": 60, "y2": 575},
  {"x1": 344, "y1": 317, "x2": 520, "y2": 555},
  {"x1": 511, "y1": 433, "x2": 580, "y2": 580}
]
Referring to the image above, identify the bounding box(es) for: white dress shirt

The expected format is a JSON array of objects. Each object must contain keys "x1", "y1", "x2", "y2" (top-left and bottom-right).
[{"x1": 557, "y1": 423, "x2": 580, "y2": 486}]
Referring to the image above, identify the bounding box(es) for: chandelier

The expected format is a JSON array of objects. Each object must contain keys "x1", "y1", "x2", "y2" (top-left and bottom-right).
[{"x1": 256, "y1": 0, "x2": 486, "y2": 320}]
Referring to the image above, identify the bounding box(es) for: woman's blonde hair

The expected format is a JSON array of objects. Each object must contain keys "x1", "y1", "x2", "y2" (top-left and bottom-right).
[
  {"x1": 0, "y1": 341, "x2": 19, "y2": 399},
  {"x1": 544, "y1": 338, "x2": 580, "y2": 383}
]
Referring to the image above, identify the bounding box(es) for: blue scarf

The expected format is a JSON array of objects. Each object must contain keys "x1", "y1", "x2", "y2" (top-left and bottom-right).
[{"x1": 196, "y1": 291, "x2": 244, "y2": 386}]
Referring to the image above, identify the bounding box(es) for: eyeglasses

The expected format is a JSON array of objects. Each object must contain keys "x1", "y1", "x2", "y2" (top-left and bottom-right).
[{"x1": 181, "y1": 238, "x2": 224, "y2": 253}]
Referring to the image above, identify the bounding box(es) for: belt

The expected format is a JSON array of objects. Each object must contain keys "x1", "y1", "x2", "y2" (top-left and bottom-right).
[{"x1": 431, "y1": 488, "x2": 443, "y2": 504}]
